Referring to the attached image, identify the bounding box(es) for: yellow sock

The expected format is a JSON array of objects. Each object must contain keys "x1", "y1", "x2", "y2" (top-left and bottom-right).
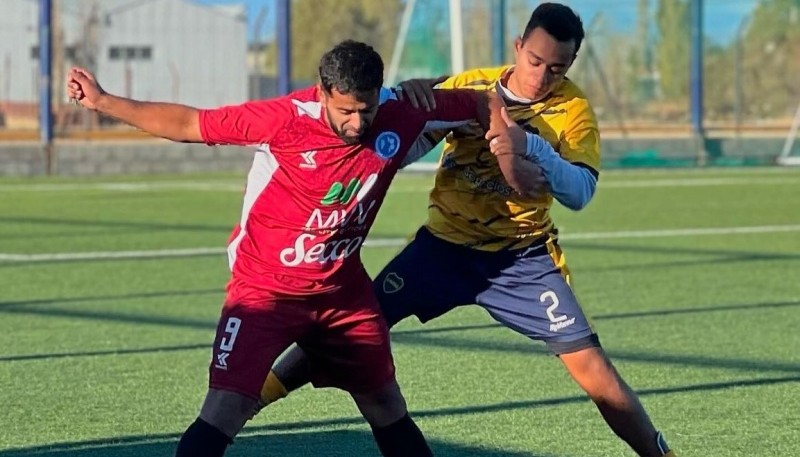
[
  {"x1": 664, "y1": 452, "x2": 677, "y2": 457},
  {"x1": 259, "y1": 371, "x2": 289, "y2": 406}
]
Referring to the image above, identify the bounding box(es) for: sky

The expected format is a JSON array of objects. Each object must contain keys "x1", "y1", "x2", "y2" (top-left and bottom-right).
[{"x1": 191, "y1": 0, "x2": 760, "y2": 45}]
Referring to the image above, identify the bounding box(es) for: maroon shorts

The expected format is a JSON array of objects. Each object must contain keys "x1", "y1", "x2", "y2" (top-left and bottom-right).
[{"x1": 208, "y1": 280, "x2": 396, "y2": 399}]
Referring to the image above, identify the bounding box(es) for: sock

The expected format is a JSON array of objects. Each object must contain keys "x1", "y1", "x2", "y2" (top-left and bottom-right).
[
  {"x1": 175, "y1": 418, "x2": 232, "y2": 457},
  {"x1": 370, "y1": 414, "x2": 433, "y2": 457},
  {"x1": 260, "y1": 370, "x2": 289, "y2": 406},
  {"x1": 656, "y1": 431, "x2": 675, "y2": 456}
]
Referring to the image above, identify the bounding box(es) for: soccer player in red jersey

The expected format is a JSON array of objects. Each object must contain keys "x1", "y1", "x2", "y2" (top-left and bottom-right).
[{"x1": 66, "y1": 40, "x2": 510, "y2": 457}]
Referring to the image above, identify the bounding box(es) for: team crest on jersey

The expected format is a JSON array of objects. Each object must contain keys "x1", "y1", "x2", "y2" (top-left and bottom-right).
[
  {"x1": 374, "y1": 131, "x2": 401, "y2": 159},
  {"x1": 382, "y1": 272, "x2": 404, "y2": 294}
]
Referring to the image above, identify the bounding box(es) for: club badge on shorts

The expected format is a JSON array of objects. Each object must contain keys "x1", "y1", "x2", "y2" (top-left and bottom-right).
[
  {"x1": 374, "y1": 131, "x2": 401, "y2": 159},
  {"x1": 383, "y1": 272, "x2": 405, "y2": 294}
]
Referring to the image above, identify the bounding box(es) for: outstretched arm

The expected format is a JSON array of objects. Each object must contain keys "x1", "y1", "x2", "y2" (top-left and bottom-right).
[{"x1": 67, "y1": 67, "x2": 202, "y2": 142}]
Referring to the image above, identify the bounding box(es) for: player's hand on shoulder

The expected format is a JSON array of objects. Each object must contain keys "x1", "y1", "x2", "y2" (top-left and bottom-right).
[
  {"x1": 396, "y1": 75, "x2": 448, "y2": 112},
  {"x1": 66, "y1": 67, "x2": 106, "y2": 110}
]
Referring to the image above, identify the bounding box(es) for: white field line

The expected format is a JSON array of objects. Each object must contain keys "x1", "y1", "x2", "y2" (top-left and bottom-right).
[
  {"x1": 0, "y1": 175, "x2": 798, "y2": 193},
  {"x1": 2, "y1": 224, "x2": 799, "y2": 263},
  {"x1": 599, "y1": 177, "x2": 799, "y2": 188},
  {"x1": 0, "y1": 182, "x2": 246, "y2": 192}
]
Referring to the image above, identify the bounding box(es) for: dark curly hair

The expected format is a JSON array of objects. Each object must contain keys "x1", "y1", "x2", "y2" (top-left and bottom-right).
[{"x1": 318, "y1": 40, "x2": 384, "y2": 97}]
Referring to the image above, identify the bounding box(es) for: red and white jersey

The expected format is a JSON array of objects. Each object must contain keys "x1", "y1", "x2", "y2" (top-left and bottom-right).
[{"x1": 199, "y1": 86, "x2": 482, "y2": 303}]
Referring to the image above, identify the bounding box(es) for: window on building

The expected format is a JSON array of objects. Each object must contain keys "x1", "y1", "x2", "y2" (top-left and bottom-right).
[
  {"x1": 108, "y1": 46, "x2": 153, "y2": 61},
  {"x1": 31, "y1": 45, "x2": 79, "y2": 60}
]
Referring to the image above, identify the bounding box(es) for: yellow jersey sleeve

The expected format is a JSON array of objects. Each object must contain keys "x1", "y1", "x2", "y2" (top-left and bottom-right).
[{"x1": 560, "y1": 95, "x2": 601, "y2": 174}]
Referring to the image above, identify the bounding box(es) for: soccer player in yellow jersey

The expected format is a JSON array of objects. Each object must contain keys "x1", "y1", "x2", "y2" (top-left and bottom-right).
[{"x1": 261, "y1": 3, "x2": 677, "y2": 456}]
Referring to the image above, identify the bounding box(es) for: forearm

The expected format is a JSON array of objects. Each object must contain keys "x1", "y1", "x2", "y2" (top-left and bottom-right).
[
  {"x1": 524, "y1": 133, "x2": 597, "y2": 210},
  {"x1": 495, "y1": 153, "x2": 547, "y2": 198},
  {"x1": 483, "y1": 91, "x2": 505, "y2": 133},
  {"x1": 95, "y1": 94, "x2": 202, "y2": 142}
]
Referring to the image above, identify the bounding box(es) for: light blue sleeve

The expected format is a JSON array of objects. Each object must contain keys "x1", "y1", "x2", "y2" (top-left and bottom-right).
[
  {"x1": 379, "y1": 87, "x2": 398, "y2": 103},
  {"x1": 524, "y1": 132, "x2": 597, "y2": 210}
]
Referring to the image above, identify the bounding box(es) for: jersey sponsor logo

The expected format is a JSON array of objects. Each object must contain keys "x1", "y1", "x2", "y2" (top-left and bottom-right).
[
  {"x1": 299, "y1": 150, "x2": 317, "y2": 169},
  {"x1": 305, "y1": 200, "x2": 377, "y2": 233},
  {"x1": 462, "y1": 166, "x2": 513, "y2": 196},
  {"x1": 382, "y1": 272, "x2": 404, "y2": 294},
  {"x1": 321, "y1": 173, "x2": 377, "y2": 206},
  {"x1": 280, "y1": 173, "x2": 380, "y2": 267},
  {"x1": 279, "y1": 233, "x2": 365, "y2": 266},
  {"x1": 375, "y1": 131, "x2": 401, "y2": 159}
]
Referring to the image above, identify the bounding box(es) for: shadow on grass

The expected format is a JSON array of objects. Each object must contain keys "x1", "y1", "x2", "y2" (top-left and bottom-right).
[
  {"x1": 0, "y1": 215, "x2": 232, "y2": 235},
  {"x1": 0, "y1": 429, "x2": 558, "y2": 457},
  {"x1": 3, "y1": 374, "x2": 799, "y2": 456},
  {"x1": 0, "y1": 288, "x2": 222, "y2": 309},
  {"x1": 2, "y1": 297, "x2": 800, "y2": 375}
]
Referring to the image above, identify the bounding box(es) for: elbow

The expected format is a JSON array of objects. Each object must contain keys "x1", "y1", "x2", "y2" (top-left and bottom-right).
[
  {"x1": 558, "y1": 193, "x2": 593, "y2": 211},
  {"x1": 506, "y1": 179, "x2": 536, "y2": 199},
  {"x1": 516, "y1": 185, "x2": 544, "y2": 200},
  {"x1": 563, "y1": 200, "x2": 588, "y2": 211},
  {"x1": 513, "y1": 178, "x2": 551, "y2": 200}
]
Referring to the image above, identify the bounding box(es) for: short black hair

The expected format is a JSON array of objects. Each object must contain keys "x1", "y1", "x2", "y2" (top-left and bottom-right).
[
  {"x1": 318, "y1": 40, "x2": 384, "y2": 97},
  {"x1": 521, "y1": 2, "x2": 585, "y2": 55}
]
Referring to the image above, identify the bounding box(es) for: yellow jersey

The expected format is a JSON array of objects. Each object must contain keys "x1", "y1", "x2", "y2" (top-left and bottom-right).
[{"x1": 423, "y1": 65, "x2": 601, "y2": 251}]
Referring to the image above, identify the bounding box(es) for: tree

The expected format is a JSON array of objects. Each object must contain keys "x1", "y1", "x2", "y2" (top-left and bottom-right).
[
  {"x1": 654, "y1": 0, "x2": 690, "y2": 100},
  {"x1": 290, "y1": 0, "x2": 403, "y2": 84},
  {"x1": 702, "y1": 42, "x2": 736, "y2": 120},
  {"x1": 462, "y1": 0, "x2": 493, "y2": 69},
  {"x1": 740, "y1": 0, "x2": 800, "y2": 118}
]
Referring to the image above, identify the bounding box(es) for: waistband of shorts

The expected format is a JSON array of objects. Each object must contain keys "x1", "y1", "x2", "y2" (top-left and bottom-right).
[{"x1": 418, "y1": 226, "x2": 550, "y2": 258}]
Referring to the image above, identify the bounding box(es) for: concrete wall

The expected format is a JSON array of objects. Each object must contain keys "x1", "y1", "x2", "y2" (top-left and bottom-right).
[{"x1": 0, "y1": 141, "x2": 255, "y2": 177}]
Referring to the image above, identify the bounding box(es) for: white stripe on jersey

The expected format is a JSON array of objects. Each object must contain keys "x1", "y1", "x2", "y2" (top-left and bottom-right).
[{"x1": 227, "y1": 146, "x2": 280, "y2": 270}]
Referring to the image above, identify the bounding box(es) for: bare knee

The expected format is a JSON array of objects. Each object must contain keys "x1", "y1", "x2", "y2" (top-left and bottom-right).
[
  {"x1": 560, "y1": 347, "x2": 627, "y2": 399},
  {"x1": 199, "y1": 388, "x2": 260, "y2": 438},
  {"x1": 351, "y1": 380, "x2": 408, "y2": 428}
]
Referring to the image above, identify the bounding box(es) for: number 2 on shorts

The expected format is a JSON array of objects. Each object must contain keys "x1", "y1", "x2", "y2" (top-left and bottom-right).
[{"x1": 540, "y1": 291, "x2": 567, "y2": 323}]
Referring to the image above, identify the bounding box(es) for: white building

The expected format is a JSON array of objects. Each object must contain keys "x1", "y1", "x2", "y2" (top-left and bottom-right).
[{"x1": 0, "y1": 0, "x2": 247, "y2": 110}]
